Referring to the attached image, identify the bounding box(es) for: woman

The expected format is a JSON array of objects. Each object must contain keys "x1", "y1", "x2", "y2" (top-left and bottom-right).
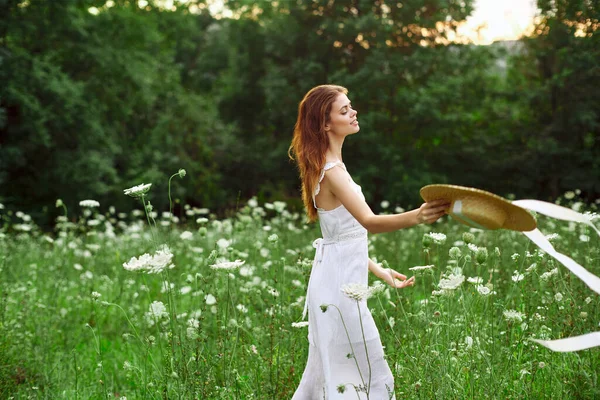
[{"x1": 288, "y1": 84, "x2": 449, "y2": 399}]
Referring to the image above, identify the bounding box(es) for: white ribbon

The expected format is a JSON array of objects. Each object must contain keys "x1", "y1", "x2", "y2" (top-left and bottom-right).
[
  {"x1": 450, "y1": 200, "x2": 489, "y2": 230},
  {"x1": 509, "y1": 200, "x2": 600, "y2": 352}
]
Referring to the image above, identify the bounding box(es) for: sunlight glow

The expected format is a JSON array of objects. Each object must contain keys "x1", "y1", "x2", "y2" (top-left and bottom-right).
[{"x1": 457, "y1": 0, "x2": 539, "y2": 44}]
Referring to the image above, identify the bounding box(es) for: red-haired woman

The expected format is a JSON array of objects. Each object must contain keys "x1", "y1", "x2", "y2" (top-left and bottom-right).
[{"x1": 289, "y1": 84, "x2": 449, "y2": 399}]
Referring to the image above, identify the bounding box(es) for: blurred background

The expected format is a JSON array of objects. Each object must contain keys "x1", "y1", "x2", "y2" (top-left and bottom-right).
[{"x1": 1, "y1": 0, "x2": 598, "y2": 226}]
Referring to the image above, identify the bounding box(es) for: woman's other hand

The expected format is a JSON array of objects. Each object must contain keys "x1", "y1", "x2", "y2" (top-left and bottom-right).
[{"x1": 381, "y1": 268, "x2": 415, "y2": 289}]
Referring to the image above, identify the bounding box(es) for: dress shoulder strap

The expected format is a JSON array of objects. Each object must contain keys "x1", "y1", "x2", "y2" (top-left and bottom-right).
[{"x1": 312, "y1": 161, "x2": 345, "y2": 209}]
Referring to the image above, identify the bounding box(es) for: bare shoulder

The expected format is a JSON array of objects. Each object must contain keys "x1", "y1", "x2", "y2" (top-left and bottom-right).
[{"x1": 322, "y1": 164, "x2": 351, "y2": 190}]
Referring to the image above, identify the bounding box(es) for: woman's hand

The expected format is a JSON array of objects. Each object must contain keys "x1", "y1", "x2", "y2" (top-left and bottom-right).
[
  {"x1": 415, "y1": 199, "x2": 450, "y2": 225},
  {"x1": 381, "y1": 268, "x2": 415, "y2": 289}
]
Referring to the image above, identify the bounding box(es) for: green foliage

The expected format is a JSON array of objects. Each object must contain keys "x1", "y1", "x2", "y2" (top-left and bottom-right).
[{"x1": 0, "y1": 0, "x2": 598, "y2": 223}]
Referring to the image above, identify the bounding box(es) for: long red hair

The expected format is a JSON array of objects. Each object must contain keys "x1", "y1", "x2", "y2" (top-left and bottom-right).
[{"x1": 288, "y1": 84, "x2": 348, "y2": 222}]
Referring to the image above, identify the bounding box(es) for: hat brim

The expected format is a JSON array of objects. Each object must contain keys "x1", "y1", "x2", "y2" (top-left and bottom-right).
[{"x1": 420, "y1": 184, "x2": 537, "y2": 232}]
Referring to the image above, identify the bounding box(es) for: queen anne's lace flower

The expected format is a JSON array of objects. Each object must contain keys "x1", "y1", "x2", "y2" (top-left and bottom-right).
[
  {"x1": 438, "y1": 274, "x2": 465, "y2": 290},
  {"x1": 409, "y1": 265, "x2": 434, "y2": 271},
  {"x1": 79, "y1": 200, "x2": 100, "y2": 208},
  {"x1": 341, "y1": 282, "x2": 385, "y2": 301},
  {"x1": 123, "y1": 183, "x2": 152, "y2": 198},
  {"x1": 503, "y1": 309, "x2": 526, "y2": 322},
  {"x1": 428, "y1": 232, "x2": 447, "y2": 245},
  {"x1": 123, "y1": 245, "x2": 174, "y2": 274},
  {"x1": 476, "y1": 285, "x2": 492, "y2": 296},
  {"x1": 145, "y1": 301, "x2": 169, "y2": 326},
  {"x1": 210, "y1": 259, "x2": 245, "y2": 270}
]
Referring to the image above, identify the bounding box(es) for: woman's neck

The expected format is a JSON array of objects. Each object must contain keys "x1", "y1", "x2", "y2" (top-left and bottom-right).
[{"x1": 326, "y1": 135, "x2": 344, "y2": 163}]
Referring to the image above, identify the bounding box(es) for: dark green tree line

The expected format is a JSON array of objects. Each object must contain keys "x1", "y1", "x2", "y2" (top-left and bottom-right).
[{"x1": 1, "y1": 0, "x2": 598, "y2": 226}]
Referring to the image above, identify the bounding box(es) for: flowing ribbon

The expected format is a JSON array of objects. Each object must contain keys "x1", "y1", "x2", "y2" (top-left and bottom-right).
[
  {"x1": 509, "y1": 200, "x2": 600, "y2": 352},
  {"x1": 453, "y1": 199, "x2": 599, "y2": 351}
]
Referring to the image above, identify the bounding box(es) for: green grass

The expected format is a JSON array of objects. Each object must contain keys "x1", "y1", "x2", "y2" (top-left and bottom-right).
[{"x1": 0, "y1": 194, "x2": 599, "y2": 399}]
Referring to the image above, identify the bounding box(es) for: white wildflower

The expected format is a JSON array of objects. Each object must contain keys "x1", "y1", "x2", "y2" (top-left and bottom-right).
[
  {"x1": 341, "y1": 282, "x2": 384, "y2": 301},
  {"x1": 428, "y1": 232, "x2": 447, "y2": 245},
  {"x1": 341, "y1": 283, "x2": 371, "y2": 301},
  {"x1": 540, "y1": 268, "x2": 558, "y2": 281},
  {"x1": 380, "y1": 200, "x2": 390, "y2": 209},
  {"x1": 579, "y1": 234, "x2": 590, "y2": 242},
  {"x1": 205, "y1": 294, "x2": 216, "y2": 305},
  {"x1": 476, "y1": 285, "x2": 491, "y2": 296},
  {"x1": 291, "y1": 321, "x2": 309, "y2": 328},
  {"x1": 503, "y1": 309, "x2": 525, "y2": 323},
  {"x1": 438, "y1": 274, "x2": 465, "y2": 290},
  {"x1": 123, "y1": 183, "x2": 152, "y2": 198},
  {"x1": 236, "y1": 304, "x2": 248, "y2": 314},
  {"x1": 91, "y1": 291, "x2": 101, "y2": 299},
  {"x1": 467, "y1": 276, "x2": 483, "y2": 284},
  {"x1": 180, "y1": 231, "x2": 193, "y2": 240},
  {"x1": 512, "y1": 271, "x2": 524, "y2": 282},
  {"x1": 584, "y1": 297, "x2": 592, "y2": 304},
  {"x1": 409, "y1": 265, "x2": 434, "y2": 271},
  {"x1": 145, "y1": 301, "x2": 169, "y2": 326},
  {"x1": 79, "y1": 200, "x2": 100, "y2": 208},
  {"x1": 216, "y1": 238, "x2": 231, "y2": 249},
  {"x1": 468, "y1": 243, "x2": 479, "y2": 253},
  {"x1": 210, "y1": 259, "x2": 245, "y2": 270},
  {"x1": 180, "y1": 286, "x2": 192, "y2": 295},
  {"x1": 123, "y1": 245, "x2": 174, "y2": 274},
  {"x1": 554, "y1": 292, "x2": 563, "y2": 302},
  {"x1": 465, "y1": 336, "x2": 473, "y2": 348}
]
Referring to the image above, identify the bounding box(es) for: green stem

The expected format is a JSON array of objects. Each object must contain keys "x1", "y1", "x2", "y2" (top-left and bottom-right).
[
  {"x1": 356, "y1": 301, "x2": 371, "y2": 398},
  {"x1": 325, "y1": 304, "x2": 366, "y2": 391}
]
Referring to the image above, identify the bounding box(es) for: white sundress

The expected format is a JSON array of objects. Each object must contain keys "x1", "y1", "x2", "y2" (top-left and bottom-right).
[{"x1": 292, "y1": 161, "x2": 395, "y2": 400}]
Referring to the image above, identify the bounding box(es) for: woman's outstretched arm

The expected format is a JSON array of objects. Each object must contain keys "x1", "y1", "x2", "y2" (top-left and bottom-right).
[{"x1": 324, "y1": 166, "x2": 449, "y2": 234}]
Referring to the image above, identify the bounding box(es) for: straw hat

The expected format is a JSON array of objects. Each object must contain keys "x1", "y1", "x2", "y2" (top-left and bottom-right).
[{"x1": 420, "y1": 184, "x2": 537, "y2": 232}]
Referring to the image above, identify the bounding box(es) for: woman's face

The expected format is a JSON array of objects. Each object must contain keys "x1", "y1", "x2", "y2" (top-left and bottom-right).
[{"x1": 325, "y1": 93, "x2": 359, "y2": 136}]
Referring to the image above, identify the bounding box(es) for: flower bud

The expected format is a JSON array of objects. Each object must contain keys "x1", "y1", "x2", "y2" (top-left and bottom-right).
[
  {"x1": 422, "y1": 234, "x2": 433, "y2": 248},
  {"x1": 462, "y1": 232, "x2": 475, "y2": 244},
  {"x1": 476, "y1": 247, "x2": 488, "y2": 264},
  {"x1": 449, "y1": 247, "x2": 462, "y2": 259}
]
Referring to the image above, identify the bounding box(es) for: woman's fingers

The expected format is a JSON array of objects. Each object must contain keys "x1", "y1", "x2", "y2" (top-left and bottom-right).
[{"x1": 393, "y1": 271, "x2": 407, "y2": 280}]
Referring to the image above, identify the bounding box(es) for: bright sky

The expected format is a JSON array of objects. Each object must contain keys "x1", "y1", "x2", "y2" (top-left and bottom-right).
[
  {"x1": 92, "y1": 0, "x2": 541, "y2": 45},
  {"x1": 457, "y1": 0, "x2": 539, "y2": 44}
]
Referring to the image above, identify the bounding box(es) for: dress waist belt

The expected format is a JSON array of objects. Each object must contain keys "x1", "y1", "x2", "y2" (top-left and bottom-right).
[{"x1": 302, "y1": 227, "x2": 368, "y2": 320}]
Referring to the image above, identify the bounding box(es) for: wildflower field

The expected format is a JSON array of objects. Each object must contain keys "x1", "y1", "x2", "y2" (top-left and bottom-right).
[{"x1": 1, "y1": 183, "x2": 599, "y2": 399}]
